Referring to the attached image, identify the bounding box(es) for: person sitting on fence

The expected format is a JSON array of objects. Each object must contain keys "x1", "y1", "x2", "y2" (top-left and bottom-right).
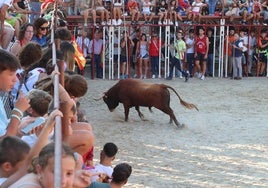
[
  {"x1": 250, "y1": 0, "x2": 262, "y2": 24},
  {"x1": 157, "y1": 0, "x2": 168, "y2": 25},
  {"x1": 141, "y1": 0, "x2": 154, "y2": 24},
  {"x1": 189, "y1": 0, "x2": 205, "y2": 24},
  {"x1": 177, "y1": 0, "x2": 191, "y2": 23},
  {"x1": 168, "y1": 0, "x2": 178, "y2": 25},
  {"x1": 224, "y1": 0, "x2": 239, "y2": 23},
  {"x1": 238, "y1": 0, "x2": 250, "y2": 24},
  {"x1": 112, "y1": 0, "x2": 123, "y2": 25},
  {"x1": 77, "y1": 0, "x2": 97, "y2": 27},
  {"x1": 127, "y1": 0, "x2": 140, "y2": 25},
  {"x1": 95, "y1": 0, "x2": 110, "y2": 25}
]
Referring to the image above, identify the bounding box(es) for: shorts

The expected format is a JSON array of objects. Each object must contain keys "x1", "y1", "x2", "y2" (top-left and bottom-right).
[
  {"x1": 142, "y1": 11, "x2": 151, "y2": 15},
  {"x1": 259, "y1": 52, "x2": 268, "y2": 63},
  {"x1": 195, "y1": 53, "x2": 207, "y2": 62},
  {"x1": 120, "y1": 55, "x2": 127, "y2": 63},
  {"x1": 141, "y1": 53, "x2": 149, "y2": 59}
]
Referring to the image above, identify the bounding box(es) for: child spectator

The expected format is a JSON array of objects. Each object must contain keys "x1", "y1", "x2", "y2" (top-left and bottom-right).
[
  {"x1": 178, "y1": 0, "x2": 191, "y2": 16},
  {"x1": 225, "y1": 0, "x2": 239, "y2": 23},
  {"x1": 190, "y1": 0, "x2": 204, "y2": 23},
  {"x1": 251, "y1": 0, "x2": 262, "y2": 24},
  {"x1": 0, "y1": 136, "x2": 30, "y2": 185},
  {"x1": 141, "y1": 0, "x2": 154, "y2": 24},
  {"x1": 127, "y1": 0, "x2": 140, "y2": 25},
  {"x1": 11, "y1": 42, "x2": 43, "y2": 106},
  {"x1": 239, "y1": 29, "x2": 249, "y2": 76},
  {"x1": 112, "y1": 0, "x2": 123, "y2": 25},
  {"x1": 194, "y1": 27, "x2": 209, "y2": 80},
  {"x1": 89, "y1": 163, "x2": 132, "y2": 188},
  {"x1": 0, "y1": 50, "x2": 30, "y2": 139},
  {"x1": 185, "y1": 29, "x2": 195, "y2": 77},
  {"x1": 256, "y1": 29, "x2": 268, "y2": 77},
  {"x1": 166, "y1": 31, "x2": 190, "y2": 81},
  {"x1": 238, "y1": 0, "x2": 249, "y2": 24},
  {"x1": 90, "y1": 142, "x2": 118, "y2": 182},
  {"x1": 157, "y1": 0, "x2": 168, "y2": 25},
  {"x1": 18, "y1": 89, "x2": 52, "y2": 147},
  {"x1": 168, "y1": 0, "x2": 178, "y2": 25},
  {"x1": 206, "y1": 27, "x2": 214, "y2": 77},
  {"x1": 8, "y1": 142, "x2": 91, "y2": 188},
  {"x1": 248, "y1": 29, "x2": 257, "y2": 76},
  {"x1": 76, "y1": 28, "x2": 90, "y2": 58},
  {"x1": 231, "y1": 33, "x2": 243, "y2": 79}
]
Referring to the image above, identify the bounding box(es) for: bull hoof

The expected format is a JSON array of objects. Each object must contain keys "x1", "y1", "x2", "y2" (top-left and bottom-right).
[{"x1": 177, "y1": 123, "x2": 185, "y2": 129}]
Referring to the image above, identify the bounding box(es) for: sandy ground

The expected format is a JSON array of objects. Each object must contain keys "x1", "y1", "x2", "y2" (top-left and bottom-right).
[{"x1": 79, "y1": 76, "x2": 268, "y2": 188}]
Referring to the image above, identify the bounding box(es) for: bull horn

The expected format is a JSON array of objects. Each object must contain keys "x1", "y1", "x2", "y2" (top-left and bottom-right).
[{"x1": 93, "y1": 93, "x2": 105, "y2": 101}]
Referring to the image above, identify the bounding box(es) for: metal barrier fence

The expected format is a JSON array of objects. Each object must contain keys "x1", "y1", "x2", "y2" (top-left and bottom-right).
[{"x1": 69, "y1": 20, "x2": 267, "y2": 79}]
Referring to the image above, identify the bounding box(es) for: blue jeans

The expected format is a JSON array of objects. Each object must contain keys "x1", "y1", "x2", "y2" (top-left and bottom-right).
[
  {"x1": 29, "y1": 2, "x2": 41, "y2": 24},
  {"x1": 169, "y1": 57, "x2": 187, "y2": 78},
  {"x1": 208, "y1": 0, "x2": 217, "y2": 15},
  {"x1": 94, "y1": 54, "x2": 103, "y2": 78},
  {"x1": 150, "y1": 56, "x2": 159, "y2": 76},
  {"x1": 186, "y1": 53, "x2": 194, "y2": 76},
  {"x1": 207, "y1": 53, "x2": 213, "y2": 75}
]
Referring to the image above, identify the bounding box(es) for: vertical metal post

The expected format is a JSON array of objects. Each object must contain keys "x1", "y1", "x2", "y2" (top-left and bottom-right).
[
  {"x1": 218, "y1": 18, "x2": 225, "y2": 77},
  {"x1": 51, "y1": 1, "x2": 62, "y2": 187}
]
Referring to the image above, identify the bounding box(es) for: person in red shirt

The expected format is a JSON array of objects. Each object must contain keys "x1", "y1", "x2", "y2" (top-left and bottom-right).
[
  {"x1": 127, "y1": 0, "x2": 140, "y2": 24},
  {"x1": 149, "y1": 32, "x2": 162, "y2": 78},
  {"x1": 194, "y1": 27, "x2": 209, "y2": 80}
]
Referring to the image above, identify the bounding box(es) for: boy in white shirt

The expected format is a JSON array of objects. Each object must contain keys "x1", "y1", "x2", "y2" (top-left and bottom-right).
[{"x1": 89, "y1": 142, "x2": 118, "y2": 182}]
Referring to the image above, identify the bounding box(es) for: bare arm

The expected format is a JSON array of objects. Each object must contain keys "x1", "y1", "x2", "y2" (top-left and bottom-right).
[{"x1": 1, "y1": 109, "x2": 63, "y2": 188}]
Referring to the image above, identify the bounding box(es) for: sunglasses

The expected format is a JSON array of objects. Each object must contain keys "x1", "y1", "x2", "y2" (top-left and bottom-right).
[{"x1": 39, "y1": 27, "x2": 49, "y2": 31}]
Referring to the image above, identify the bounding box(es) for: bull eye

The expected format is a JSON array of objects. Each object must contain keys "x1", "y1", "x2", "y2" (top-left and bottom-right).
[{"x1": 104, "y1": 95, "x2": 108, "y2": 98}]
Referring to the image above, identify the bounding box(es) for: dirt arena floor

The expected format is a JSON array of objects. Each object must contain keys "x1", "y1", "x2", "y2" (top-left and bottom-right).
[{"x1": 79, "y1": 76, "x2": 268, "y2": 188}]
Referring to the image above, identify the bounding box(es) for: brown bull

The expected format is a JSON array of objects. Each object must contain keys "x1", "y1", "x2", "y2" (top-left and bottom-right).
[{"x1": 96, "y1": 79, "x2": 198, "y2": 127}]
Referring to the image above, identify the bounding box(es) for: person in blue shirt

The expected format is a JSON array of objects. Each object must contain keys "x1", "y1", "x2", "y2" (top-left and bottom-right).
[{"x1": 32, "y1": 18, "x2": 49, "y2": 48}]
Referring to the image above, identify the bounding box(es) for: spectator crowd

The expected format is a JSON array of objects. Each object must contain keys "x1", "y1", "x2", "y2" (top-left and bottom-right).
[{"x1": 0, "y1": 0, "x2": 268, "y2": 187}]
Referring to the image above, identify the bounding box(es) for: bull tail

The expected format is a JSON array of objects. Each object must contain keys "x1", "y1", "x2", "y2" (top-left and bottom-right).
[{"x1": 166, "y1": 86, "x2": 199, "y2": 111}]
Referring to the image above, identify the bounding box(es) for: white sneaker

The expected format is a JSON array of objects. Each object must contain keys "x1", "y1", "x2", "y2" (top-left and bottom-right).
[
  {"x1": 175, "y1": 21, "x2": 178, "y2": 27},
  {"x1": 117, "y1": 19, "x2": 122, "y2": 25},
  {"x1": 112, "y1": 19, "x2": 117, "y2": 25},
  {"x1": 200, "y1": 74, "x2": 205, "y2": 80},
  {"x1": 158, "y1": 21, "x2": 162, "y2": 25},
  {"x1": 107, "y1": 20, "x2": 112, "y2": 25},
  {"x1": 101, "y1": 21, "x2": 106, "y2": 25},
  {"x1": 169, "y1": 21, "x2": 174, "y2": 25},
  {"x1": 197, "y1": 72, "x2": 202, "y2": 79},
  {"x1": 179, "y1": 75, "x2": 183, "y2": 79},
  {"x1": 152, "y1": 74, "x2": 155, "y2": 79},
  {"x1": 163, "y1": 20, "x2": 167, "y2": 25}
]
